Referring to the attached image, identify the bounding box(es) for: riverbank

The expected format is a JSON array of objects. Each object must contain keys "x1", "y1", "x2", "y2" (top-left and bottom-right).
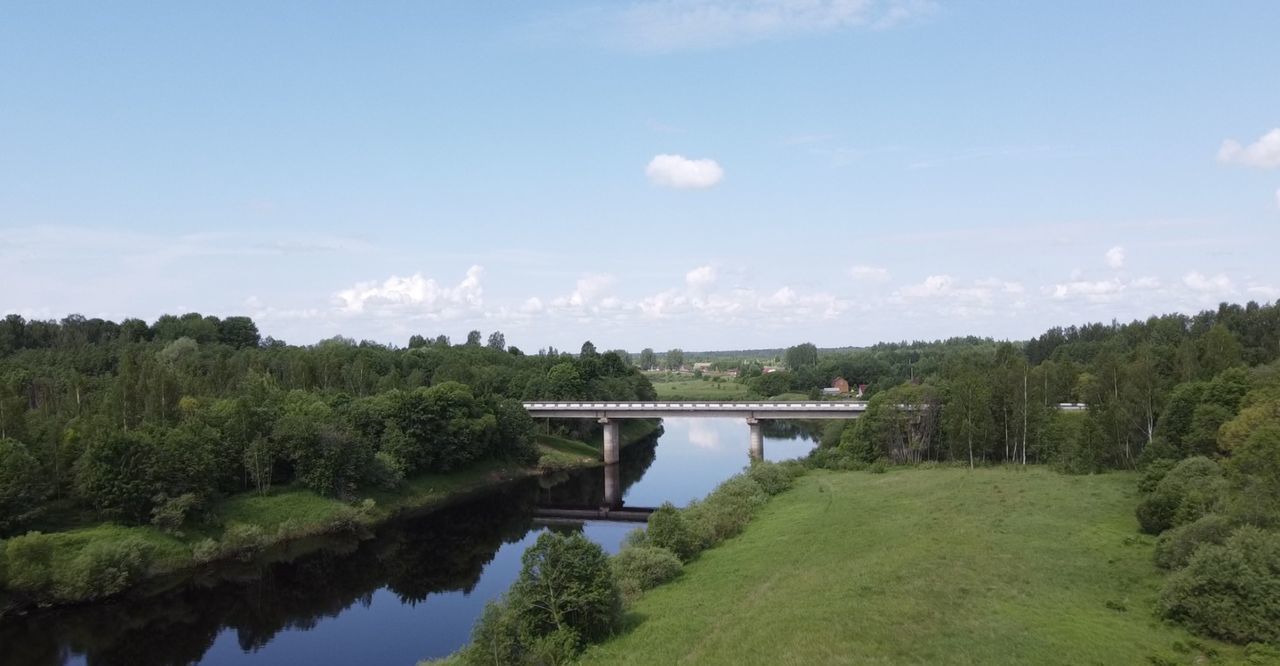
[
  {"x1": 578, "y1": 467, "x2": 1245, "y2": 665},
  {"x1": 0, "y1": 420, "x2": 661, "y2": 617}
]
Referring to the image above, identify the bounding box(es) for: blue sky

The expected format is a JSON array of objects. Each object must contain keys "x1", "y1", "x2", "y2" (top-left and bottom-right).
[{"x1": 2, "y1": 1, "x2": 1278, "y2": 350}]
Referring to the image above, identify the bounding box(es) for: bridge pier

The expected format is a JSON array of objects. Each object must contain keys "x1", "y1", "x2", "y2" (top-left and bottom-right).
[
  {"x1": 600, "y1": 417, "x2": 620, "y2": 464},
  {"x1": 603, "y1": 463, "x2": 621, "y2": 509},
  {"x1": 747, "y1": 418, "x2": 763, "y2": 461}
]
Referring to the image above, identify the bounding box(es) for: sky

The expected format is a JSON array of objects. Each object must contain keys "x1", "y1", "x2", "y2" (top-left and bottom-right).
[{"x1": 2, "y1": 1, "x2": 1279, "y2": 351}]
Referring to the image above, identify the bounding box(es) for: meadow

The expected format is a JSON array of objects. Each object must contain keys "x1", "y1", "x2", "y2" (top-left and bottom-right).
[{"x1": 579, "y1": 467, "x2": 1248, "y2": 665}]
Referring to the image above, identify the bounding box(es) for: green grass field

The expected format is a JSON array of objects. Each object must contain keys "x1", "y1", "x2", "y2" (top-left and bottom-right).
[
  {"x1": 579, "y1": 467, "x2": 1245, "y2": 665},
  {"x1": 652, "y1": 379, "x2": 756, "y2": 400}
]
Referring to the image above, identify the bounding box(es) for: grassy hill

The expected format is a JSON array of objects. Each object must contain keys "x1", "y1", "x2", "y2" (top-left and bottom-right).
[{"x1": 579, "y1": 467, "x2": 1246, "y2": 665}]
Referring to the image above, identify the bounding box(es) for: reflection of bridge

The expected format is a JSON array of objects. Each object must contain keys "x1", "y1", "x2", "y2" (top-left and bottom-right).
[{"x1": 523, "y1": 401, "x2": 866, "y2": 463}]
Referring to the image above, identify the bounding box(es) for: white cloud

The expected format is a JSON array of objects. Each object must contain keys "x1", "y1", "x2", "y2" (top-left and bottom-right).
[
  {"x1": 646, "y1": 154, "x2": 724, "y2": 189},
  {"x1": 334, "y1": 266, "x2": 484, "y2": 316},
  {"x1": 896, "y1": 275, "x2": 1003, "y2": 303},
  {"x1": 1218, "y1": 128, "x2": 1280, "y2": 168},
  {"x1": 1047, "y1": 279, "x2": 1125, "y2": 302},
  {"x1": 849, "y1": 265, "x2": 890, "y2": 282},
  {"x1": 553, "y1": 273, "x2": 617, "y2": 309},
  {"x1": 591, "y1": 0, "x2": 935, "y2": 51},
  {"x1": 685, "y1": 265, "x2": 718, "y2": 288},
  {"x1": 1275, "y1": 187, "x2": 1280, "y2": 210},
  {"x1": 898, "y1": 274, "x2": 954, "y2": 299},
  {"x1": 1183, "y1": 271, "x2": 1234, "y2": 295},
  {"x1": 1133, "y1": 276, "x2": 1161, "y2": 289},
  {"x1": 1105, "y1": 245, "x2": 1125, "y2": 269},
  {"x1": 1247, "y1": 284, "x2": 1280, "y2": 300},
  {"x1": 975, "y1": 277, "x2": 1025, "y2": 294}
]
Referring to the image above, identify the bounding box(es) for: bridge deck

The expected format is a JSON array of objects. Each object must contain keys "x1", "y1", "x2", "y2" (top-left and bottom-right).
[{"x1": 521, "y1": 401, "x2": 867, "y2": 420}]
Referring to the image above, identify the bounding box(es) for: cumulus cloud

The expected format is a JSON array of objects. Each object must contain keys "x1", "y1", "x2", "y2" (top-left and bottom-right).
[
  {"x1": 1218, "y1": 128, "x2": 1280, "y2": 168},
  {"x1": 896, "y1": 275, "x2": 1008, "y2": 303},
  {"x1": 1105, "y1": 246, "x2": 1125, "y2": 269},
  {"x1": 553, "y1": 273, "x2": 617, "y2": 309},
  {"x1": 685, "y1": 265, "x2": 718, "y2": 288},
  {"x1": 646, "y1": 154, "x2": 724, "y2": 189},
  {"x1": 1047, "y1": 279, "x2": 1125, "y2": 302},
  {"x1": 849, "y1": 265, "x2": 890, "y2": 282},
  {"x1": 583, "y1": 0, "x2": 935, "y2": 51},
  {"x1": 334, "y1": 266, "x2": 483, "y2": 316},
  {"x1": 1183, "y1": 271, "x2": 1234, "y2": 295}
]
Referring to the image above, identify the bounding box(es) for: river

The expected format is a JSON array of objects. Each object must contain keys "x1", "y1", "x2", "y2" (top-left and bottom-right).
[{"x1": 0, "y1": 418, "x2": 815, "y2": 666}]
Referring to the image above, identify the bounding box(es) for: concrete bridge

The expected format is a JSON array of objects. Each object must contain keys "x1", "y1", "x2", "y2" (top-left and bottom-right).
[{"x1": 522, "y1": 401, "x2": 866, "y2": 463}]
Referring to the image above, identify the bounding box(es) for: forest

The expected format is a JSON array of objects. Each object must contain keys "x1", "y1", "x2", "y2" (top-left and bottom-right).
[{"x1": 0, "y1": 313, "x2": 655, "y2": 538}]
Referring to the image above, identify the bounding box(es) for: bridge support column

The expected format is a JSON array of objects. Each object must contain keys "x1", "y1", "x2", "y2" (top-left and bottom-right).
[
  {"x1": 747, "y1": 418, "x2": 763, "y2": 461},
  {"x1": 600, "y1": 418, "x2": 620, "y2": 465},
  {"x1": 603, "y1": 463, "x2": 621, "y2": 509}
]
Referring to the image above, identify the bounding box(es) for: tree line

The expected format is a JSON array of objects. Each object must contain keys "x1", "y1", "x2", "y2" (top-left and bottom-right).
[{"x1": 0, "y1": 313, "x2": 655, "y2": 536}]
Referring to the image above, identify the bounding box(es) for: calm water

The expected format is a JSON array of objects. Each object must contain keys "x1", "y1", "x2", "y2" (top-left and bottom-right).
[{"x1": 0, "y1": 418, "x2": 814, "y2": 666}]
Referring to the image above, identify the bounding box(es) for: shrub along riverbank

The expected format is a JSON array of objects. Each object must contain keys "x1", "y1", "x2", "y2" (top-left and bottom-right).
[
  {"x1": 575, "y1": 467, "x2": 1256, "y2": 666},
  {"x1": 0, "y1": 420, "x2": 660, "y2": 616}
]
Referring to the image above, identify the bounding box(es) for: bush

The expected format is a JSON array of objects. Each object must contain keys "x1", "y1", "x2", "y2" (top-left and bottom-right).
[
  {"x1": 684, "y1": 475, "x2": 767, "y2": 550},
  {"x1": 1138, "y1": 458, "x2": 1178, "y2": 493},
  {"x1": 1155, "y1": 514, "x2": 1235, "y2": 569},
  {"x1": 1158, "y1": 526, "x2": 1280, "y2": 644},
  {"x1": 150, "y1": 493, "x2": 201, "y2": 533},
  {"x1": 1136, "y1": 457, "x2": 1226, "y2": 534},
  {"x1": 192, "y1": 523, "x2": 268, "y2": 563},
  {"x1": 869, "y1": 459, "x2": 889, "y2": 474},
  {"x1": 747, "y1": 461, "x2": 796, "y2": 496},
  {"x1": 53, "y1": 537, "x2": 152, "y2": 601},
  {"x1": 3, "y1": 531, "x2": 55, "y2": 595},
  {"x1": 806, "y1": 447, "x2": 866, "y2": 471},
  {"x1": 612, "y1": 545, "x2": 682, "y2": 593},
  {"x1": 1136, "y1": 493, "x2": 1180, "y2": 535},
  {"x1": 368, "y1": 451, "x2": 406, "y2": 490},
  {"x1": 646, "y1": 503, "x2": 698, "y2": 562}
]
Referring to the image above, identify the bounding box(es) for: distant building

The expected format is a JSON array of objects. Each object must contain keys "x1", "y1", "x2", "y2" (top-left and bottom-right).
[
  {"x1": 693, "y1": 362, "x2": 712, "y2": 371},
  {"x1": 831, "y1": 377, "x2": 850, "y2": 394}
]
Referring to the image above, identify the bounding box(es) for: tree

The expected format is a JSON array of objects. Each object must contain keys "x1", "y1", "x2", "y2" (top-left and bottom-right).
[
  {"x1": 74, "y1": 431, "x2": 164, "y2": 523},
  {"x1": 543, "y1": 363, "x2": 585, "y2": 400},
  {"x1": 217, "y1": 316, "x2": 260, "y2": 349},
  {"x1": 509, "y1": 531, "x2": 622, "y2": 647},
  {"x1": 486, "y1": 331, "x2": 506, "y2": 352},
  {"x1": 638, "y1": 348, "x2": 656, "y2": 370},
  {"x1": 0, "y1": 437, "x2": 44, "y2": 531},
  {"x1": 466, "y1": 330, "x2": 483, "y2": 346},
  {"x1": 942, "y1": 356, "x2": 993, "y2": 469},
  {"x1": 665, "y1": 348, "x2": 685, "y2": 371},
  {"x1": 783, "y1": 343, "x2": 819, "y2": 371},
  {"x1": 1198, "y1": 324, "x2": 1243, "y2": 379}
]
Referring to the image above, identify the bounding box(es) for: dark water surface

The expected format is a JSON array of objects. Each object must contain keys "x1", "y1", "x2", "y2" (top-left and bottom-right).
[{"x1": 1, "y1": 418, "x2": 814, "y2": 666}]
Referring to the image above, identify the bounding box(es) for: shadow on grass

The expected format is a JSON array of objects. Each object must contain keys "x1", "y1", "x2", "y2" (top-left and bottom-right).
[{"x1": 618, "y1": 610, "x2": 650, "y2": 634}]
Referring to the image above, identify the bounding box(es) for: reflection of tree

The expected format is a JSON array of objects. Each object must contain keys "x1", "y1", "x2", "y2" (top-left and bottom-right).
[
  {"x1": 0, "y1": 483, "x2": 542, "y2": 666},
  {"x1": 761, "y1": 419, "x2": 822, "y2": 441}
]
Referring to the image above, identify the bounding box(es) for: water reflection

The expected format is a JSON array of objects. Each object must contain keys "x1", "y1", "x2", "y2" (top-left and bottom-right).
[{"x1": 0, "y1": 419, "x2": 813, "y2": 666}]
